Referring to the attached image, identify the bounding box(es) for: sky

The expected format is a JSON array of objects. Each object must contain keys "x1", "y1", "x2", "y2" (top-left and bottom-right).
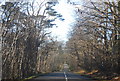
[{"x1": 49, "y1": 0, "x2": 81, "y2": 42}]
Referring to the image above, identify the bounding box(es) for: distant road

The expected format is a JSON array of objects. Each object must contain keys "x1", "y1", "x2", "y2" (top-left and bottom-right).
[{"x1": 27, "y1": 72, "x2": 96, "y2": 81}]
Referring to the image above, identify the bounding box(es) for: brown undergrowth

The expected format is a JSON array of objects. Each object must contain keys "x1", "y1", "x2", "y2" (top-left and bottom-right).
[{"x1": 74, "y1": 70, "x2": 120, "y2": 81}]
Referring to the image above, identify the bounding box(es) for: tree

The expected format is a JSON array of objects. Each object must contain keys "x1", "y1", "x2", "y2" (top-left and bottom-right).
[
  {"x1": 67, "y1": 0, "x2": 120, "y2": 77},
  {"x1": 1, "y1": 0, "x2": 64, "y2": 80}
]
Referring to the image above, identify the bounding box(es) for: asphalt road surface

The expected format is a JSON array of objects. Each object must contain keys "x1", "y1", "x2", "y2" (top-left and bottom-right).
[{"x1": 27, "y1": 72, "x2": 97, "y2": 81}]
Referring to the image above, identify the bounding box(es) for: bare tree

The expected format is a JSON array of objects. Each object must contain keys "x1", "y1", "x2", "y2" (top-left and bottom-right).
[{"x1": 67, "y1": 0, "x2": 120, "y2": 78}]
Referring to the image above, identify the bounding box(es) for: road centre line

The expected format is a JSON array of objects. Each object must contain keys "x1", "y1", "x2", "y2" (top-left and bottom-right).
[{"x1": 64, "y1": 72, "x2": 68, "y2": 81}]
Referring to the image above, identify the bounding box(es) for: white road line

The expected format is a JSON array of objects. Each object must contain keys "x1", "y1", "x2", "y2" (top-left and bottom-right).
[{"x1": 64, "y1": 72, "x2": 68, "y2": 81}]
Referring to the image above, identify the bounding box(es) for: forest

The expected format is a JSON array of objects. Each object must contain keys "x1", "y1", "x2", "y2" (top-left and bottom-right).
[
  {"x1": 0, "y1": 0, "x2": 120, "y2": 81},
  {"x1": 66, "y1": 0, "x2": 120, "y2": 79}
]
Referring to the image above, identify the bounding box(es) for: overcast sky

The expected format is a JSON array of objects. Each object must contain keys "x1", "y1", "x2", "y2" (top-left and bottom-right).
[{"x1": 49, "y1": 0, "x2": 82, "y2": 42}]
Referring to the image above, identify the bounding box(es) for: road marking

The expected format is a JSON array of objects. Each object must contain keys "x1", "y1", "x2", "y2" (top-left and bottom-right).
[{"x1": 64, "y1": 72, "x2": 68, "y2": 81}]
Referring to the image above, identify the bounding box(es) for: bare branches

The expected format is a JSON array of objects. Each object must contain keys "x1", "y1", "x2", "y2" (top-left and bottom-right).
[
  {"x1": 1, "y1": 1, "x2": 61, "y2": 80},
  {"x1": 67, "y1": 0, "x2": 120, "y2": 75}
]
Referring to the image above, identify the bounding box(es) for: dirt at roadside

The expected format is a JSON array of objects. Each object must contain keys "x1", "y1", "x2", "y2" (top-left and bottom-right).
[{"x1": 74, "y1": 70, "x2": 120, "y2": 81}]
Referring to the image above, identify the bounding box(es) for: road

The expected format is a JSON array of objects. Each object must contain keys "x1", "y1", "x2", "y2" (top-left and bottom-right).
[{"x1": 27, "y1": 72, "x2": 97, "y2": 81}]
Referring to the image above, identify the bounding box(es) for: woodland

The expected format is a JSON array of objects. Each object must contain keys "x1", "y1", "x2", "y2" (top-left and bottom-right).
[{"x1": 0, "y1": 0, "x2": 120, "y2": 81}]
